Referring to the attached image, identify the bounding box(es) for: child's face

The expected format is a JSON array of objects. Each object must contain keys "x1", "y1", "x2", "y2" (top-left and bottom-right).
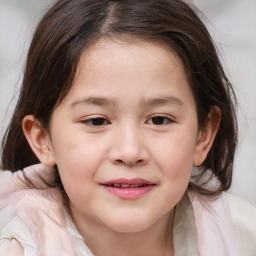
[{"x1": 35, "y1": 39, "x2": 216, "y2": 234}]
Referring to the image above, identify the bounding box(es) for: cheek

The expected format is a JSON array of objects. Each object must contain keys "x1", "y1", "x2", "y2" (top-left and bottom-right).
[
  {"x1": 159, "y1": 148, "x2": 193, "y2": 209},
  {"x1": 55, "y1": 144, "x2": 102, "y2": 179},
  {"x1": 54, "y1": 144, "x2": 101, "y2": 212},
  {"x1": 154, "y1": 132, "x2": 197, "y2": 173},
  {"x1": 160, "y1": 146, "x2": 193, "y2": 187},
  {"x1": 51, "y1": 134, "x2": 105, "y2": 193},
  {"x1": 152, "y1": 131, "x2": 197, "y2": 199},
  {"x1": 52, "y1": 126, "x2": 104, "y2": 170}
]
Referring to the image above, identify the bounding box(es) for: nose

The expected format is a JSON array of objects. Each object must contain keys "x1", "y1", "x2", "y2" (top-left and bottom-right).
[{"x1": 108, "y1": 124, "x2": 149, "y2": 167}]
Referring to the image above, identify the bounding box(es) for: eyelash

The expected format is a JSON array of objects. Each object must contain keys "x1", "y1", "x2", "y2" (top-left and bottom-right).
[
  {"x1": 80, "y1": 115, "x2": 173, "y2": 127},
  {"x1": 146, "y1": 115, "x2": 173, "y2": 125},
  {"x1": 81, "y1": 117, "x2": 110, "y2": 127}
]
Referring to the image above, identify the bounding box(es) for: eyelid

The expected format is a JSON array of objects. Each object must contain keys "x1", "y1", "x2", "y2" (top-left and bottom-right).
[
  {"x1": 146, "y1": 114, "x2": 175, "y2": 125},
  {"x1": 80, "y1": 116, "x2": 111, "y2": 127}
]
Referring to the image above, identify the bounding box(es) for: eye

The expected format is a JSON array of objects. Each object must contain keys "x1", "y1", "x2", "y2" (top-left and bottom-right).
[
  {"x1": 81, "y1": 117, "x2": 110, "y2": 127},
  {"x1": 147, "y1": 116, "x2": 173, "y2": 125}
]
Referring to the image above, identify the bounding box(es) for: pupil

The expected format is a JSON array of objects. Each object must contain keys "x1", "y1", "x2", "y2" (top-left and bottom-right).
[
  {"x1": 152, "y1": 116, "x2": 164, "y2": 125},
  {"x1": 92, "y1": 118, "x2": 105, "y2": 126}
]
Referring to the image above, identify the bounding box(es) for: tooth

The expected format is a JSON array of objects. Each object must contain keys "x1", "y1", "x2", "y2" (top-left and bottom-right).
[
  {"x1": 106, "y1": 183, "x2": 150, "y2": 188},
  {"x1": 121, "y1": 184, "x2": 130, "y2": 188}
]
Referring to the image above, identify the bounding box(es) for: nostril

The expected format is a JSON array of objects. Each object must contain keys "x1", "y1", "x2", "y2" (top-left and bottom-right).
[
  {"x1": 115, "y1": 159, "x2": 123, "y2": 164},
  {"x1": 114, "y1": 159, "x2": 145, "y2": 166}
]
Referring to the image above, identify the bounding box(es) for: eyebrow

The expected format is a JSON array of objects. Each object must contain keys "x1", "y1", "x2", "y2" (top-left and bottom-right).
[
  {"x1": 71, "y1": 97, "x2": 116, "y2": 108},
  {"x1": 71, "y1": 96, "x2": 184, "y2": 108},
  {"x1": 141, "y1": 96, "x2": 184, "y2": 108}
]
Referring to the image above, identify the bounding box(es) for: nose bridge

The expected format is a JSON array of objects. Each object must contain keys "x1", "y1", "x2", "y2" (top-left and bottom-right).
[{"x1": 109, "y1": 121, "x2": 148, "y2": 166}]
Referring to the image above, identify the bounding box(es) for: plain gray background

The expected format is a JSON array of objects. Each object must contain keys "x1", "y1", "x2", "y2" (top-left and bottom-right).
[{"x1": 0, "y1": 0, "x2": 255, "y2": 205}]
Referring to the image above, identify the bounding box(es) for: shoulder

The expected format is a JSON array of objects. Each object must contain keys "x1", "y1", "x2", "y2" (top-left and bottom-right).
[
  {"x1": 227, "y1": 193, "x2": 256, "y2": 255},
  {"x1": 0, "y1": 238, "x2": 25, "y2": 256},
  {"x1": 0, "y1": 216, "x2": 35, "y2": 256},
  {"x1": 0, "y1": 164, "x2": 76, "y2": 256}
]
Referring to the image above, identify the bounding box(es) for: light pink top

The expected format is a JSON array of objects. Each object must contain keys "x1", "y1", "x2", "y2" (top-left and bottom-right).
[{"x1": 0, "y1": 164, "x2": 255, "y2": 255}]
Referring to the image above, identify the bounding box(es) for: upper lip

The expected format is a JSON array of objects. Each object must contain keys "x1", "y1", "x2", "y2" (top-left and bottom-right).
[{"x1": 101, "y1": 178, "x2": 155, "y2": 186}]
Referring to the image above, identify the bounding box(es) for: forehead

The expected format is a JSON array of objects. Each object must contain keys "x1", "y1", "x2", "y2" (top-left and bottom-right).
[
  {"x1": 59, "y1": 38, "x2": 194, "y2": 110},
  {"x1": 77, "y1": 38, "x2": 184, "y2": 75}
]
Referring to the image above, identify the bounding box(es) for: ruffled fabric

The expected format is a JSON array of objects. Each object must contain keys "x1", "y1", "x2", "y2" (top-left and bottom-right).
[
  {"x1": 188, "y1": 191, "x2": 239, "y2": 256},
  {"x1": 1, "y1": 164, "x2": 251, "y2": 256},
  {"x1": 0, "y1": 164, "x2": 76, "y2": 256}
]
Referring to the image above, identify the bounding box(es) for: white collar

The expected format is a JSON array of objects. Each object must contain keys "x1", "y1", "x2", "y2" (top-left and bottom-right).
[{"x1": 66, "y1": 192, "x2": 239, "y2": 256}]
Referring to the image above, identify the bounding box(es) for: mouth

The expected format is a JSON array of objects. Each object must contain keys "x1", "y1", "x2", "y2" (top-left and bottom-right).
[
  {"x1": 100, "y1": 179, "x2": 156, "y2": 199},
  {"x1": 104, "y1": 183, "x2": 152, "y2": 188}
]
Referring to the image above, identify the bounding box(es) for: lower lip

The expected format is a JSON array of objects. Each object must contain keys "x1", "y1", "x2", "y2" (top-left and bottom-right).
[{"x1": 102, "y1": 185, "x2": 155, "y2": 199}]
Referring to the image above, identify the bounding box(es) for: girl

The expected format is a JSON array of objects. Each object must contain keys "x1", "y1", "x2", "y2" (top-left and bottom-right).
[{"x1": 0, "y1": 0, "x2": 255, "y2": 255}]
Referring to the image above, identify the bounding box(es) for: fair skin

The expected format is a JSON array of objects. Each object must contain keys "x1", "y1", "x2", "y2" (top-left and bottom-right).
[{"x1": 23, "y1": 39, "x2": 220, "y2": 256}]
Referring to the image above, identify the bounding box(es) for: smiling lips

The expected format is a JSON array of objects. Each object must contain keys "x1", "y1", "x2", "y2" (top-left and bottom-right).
[{"x1": 101, "y1": 178, "x2": 156, "y2": 199}]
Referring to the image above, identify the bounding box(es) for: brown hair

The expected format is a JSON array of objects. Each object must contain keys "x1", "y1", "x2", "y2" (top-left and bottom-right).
[{"x1": 1, "y1": 0, "x2": 238, "y2": 195}]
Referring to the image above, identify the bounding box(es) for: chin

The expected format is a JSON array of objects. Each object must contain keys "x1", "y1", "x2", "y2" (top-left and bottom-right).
[
  {"x1": 111, "y1": 222, "x2": 151, "y2": 233},
  {"x1": 104, "y1": 214, "x2": 155, "y2": 233}
]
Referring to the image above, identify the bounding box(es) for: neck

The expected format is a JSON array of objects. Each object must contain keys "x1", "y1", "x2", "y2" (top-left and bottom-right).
[{"x1": 71, "y1": 209, "x2": 174, "y2": 256}]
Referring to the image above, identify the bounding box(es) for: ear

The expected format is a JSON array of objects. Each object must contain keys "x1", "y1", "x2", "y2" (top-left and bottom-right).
[
  {"x1": 22, "y1": 115, "x2": 56, "y2": 167},
  {"x1": 193, "y1": 106, "x2": 221, "y2": 166}
]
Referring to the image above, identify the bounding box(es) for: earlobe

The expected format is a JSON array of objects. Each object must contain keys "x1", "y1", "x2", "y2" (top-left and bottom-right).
[
  {"x1": 22, "y1": 115, "x2": 56, "y2": 167},
  {"x1": 193, "y1": 106, "x2": 221, "y2": 166}
]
